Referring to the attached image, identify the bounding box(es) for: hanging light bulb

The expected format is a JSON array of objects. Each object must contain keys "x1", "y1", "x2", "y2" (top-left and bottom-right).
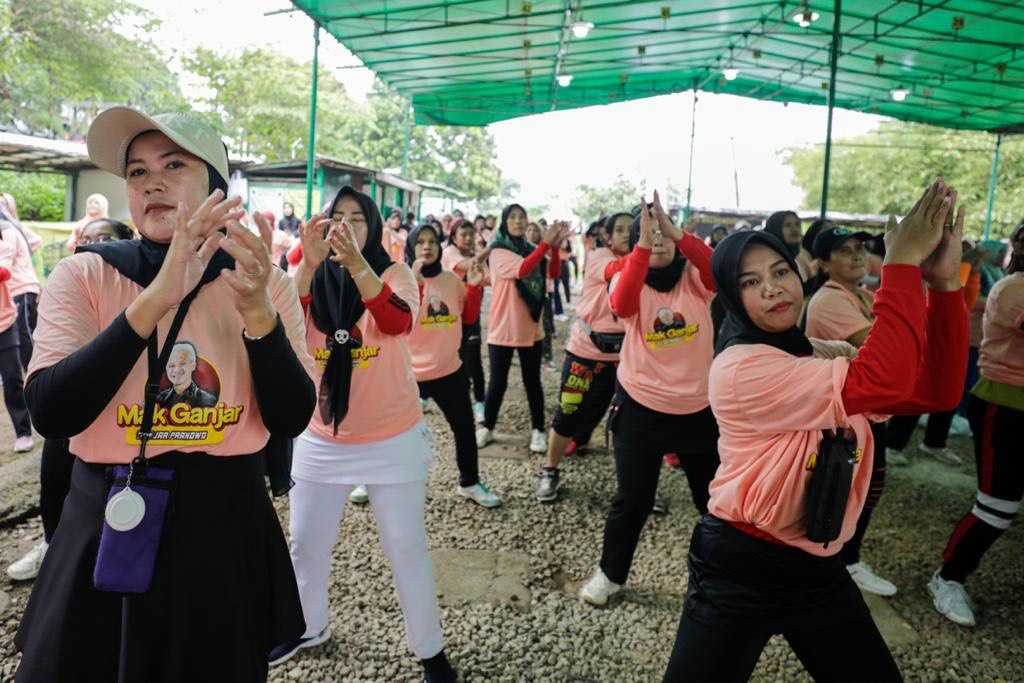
[
  {"x1": 571, "y1": 20, "x2": 593, "y2": 38},
  {"x1": 890, "y1": 87, "x2": 909, "y2": 102},
  {"x1": 791, "y1": 3, "x2": 820, "y2": 27},
  {"x1": 557, "y1": 73, "x2": 574, "y2": 87},
  {"x1": 723, "y1": 68, "x2": 739, "y2": 81}
]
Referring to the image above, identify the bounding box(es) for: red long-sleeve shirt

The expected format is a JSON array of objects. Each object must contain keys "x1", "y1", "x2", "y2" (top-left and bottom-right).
[
  {"x1": 609, "y1": 237, "x2": 716, "y2": 319},
  {"x1": 299, "y1": 282, "x2": 412, "y2": 335}
]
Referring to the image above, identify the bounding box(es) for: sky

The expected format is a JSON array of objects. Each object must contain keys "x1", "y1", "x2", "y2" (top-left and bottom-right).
[{"x1": 134, "y1": 0, "x2": 886, "y2": 217}]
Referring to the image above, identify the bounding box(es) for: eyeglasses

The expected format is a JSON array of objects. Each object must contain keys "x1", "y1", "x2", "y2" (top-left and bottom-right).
[{"x1": 79, "y1": 234, "x2": 116, "y2": 245}]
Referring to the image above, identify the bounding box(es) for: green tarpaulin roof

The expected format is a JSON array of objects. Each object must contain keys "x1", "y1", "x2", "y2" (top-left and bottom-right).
[{"x1": 292, "y1": 1, "x2": 1024, "y2": 131}]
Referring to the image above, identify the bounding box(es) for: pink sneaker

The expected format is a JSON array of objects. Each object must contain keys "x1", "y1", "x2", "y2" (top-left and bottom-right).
[
  {"x1": 14, "y1": 435, "x2": 34, "y2": 453},
  {"x1": 664, "y1": 453, "x2": 681, "y2": 469}
]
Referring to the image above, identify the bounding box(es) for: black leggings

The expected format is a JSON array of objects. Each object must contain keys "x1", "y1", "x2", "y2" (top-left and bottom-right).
[
  {"x1": 40, "y1": 438, "x2": 72, "y2": 542},
  {"x1": 484, "y1": 342, "x2": 545, "y2": 431},
  {"x1": 14, "y1": 292, "x2": 37, "y2": 371},
  {"x1": 551, "y1": 352, "x2": 617, "y2": 447},
  {"x1": 459, "y1": 322, "x2": 485, "y2": 403},
  {"x1": 418, "y1": 367, "x2": 480, "y2": 487},
  {"x1": 840, "y1": 420, "x2": 887, "y2": 565},
  {"x1": 940, "y1": 395, "x2": 1023, "y2": 583},
  {"x1": 887, "y1": 410, "x2": 956, "y2": 450},
  {"x1": 0, "y1": 327, "x2": 31, "y2": 438},
  {"x1": 600, "y1": 388, "x2": 720, "y2": 585},
  {"x1": 664, "y1": 516, "x2": 901, "y2": 682}
]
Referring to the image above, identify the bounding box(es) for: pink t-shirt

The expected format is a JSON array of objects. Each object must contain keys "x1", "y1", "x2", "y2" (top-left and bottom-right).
[
  {"x1": 28, "y1": 253, "x2": 315, "y2": 463},
  {"x1": 1, "y1": 223, "x2": 41, "y2": 297},
  {"x1": 409, "y1": 271, "x2": 466, "y2": 382},
  {"x1": 382, "y1": 228, "x2": 408, "y2": 263},
  {"x1": 978, "y1": 273, "x2": 1024, "y2": 386},
  {"x1": 707, "y1": 343, "x2": 876, "y2": 556},
  {"x1": 805, "y1": 281, "x2": 874, "y2": 342},
  {"x1": 304, "y1": 263, "x2": 423, "y2": 444},
  {"x1": 487, "y1": 248, "x2": 544, "y2": 347},
  {"x1": 566, "y1": 248, "x2": 623, "y2": 362},
  {"x1": 612, "y1": 263, "x2": 714, "y2": 414},
  {"x1": 441, "y1": 244, "x2": 469, "y2": 276}
]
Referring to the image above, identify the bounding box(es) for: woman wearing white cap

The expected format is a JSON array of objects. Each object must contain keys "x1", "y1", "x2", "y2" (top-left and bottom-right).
[{"x1": 14, "y1": 107, "x2": 317, "y2": 682}]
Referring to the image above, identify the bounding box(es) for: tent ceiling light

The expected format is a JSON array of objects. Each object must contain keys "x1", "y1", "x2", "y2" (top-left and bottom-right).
[
  {"x1": 723, "y1": 68, "x2": 739, "y2": 81},
  {"x1": 890, "y1": 87, "x2": 909, "y2": 102},
  {"x1": 557, "y1": 73, "x2": 573, "y2": 87},
  {"x1": 571, "y1": 20, "x2": 593, "y2": 38}
]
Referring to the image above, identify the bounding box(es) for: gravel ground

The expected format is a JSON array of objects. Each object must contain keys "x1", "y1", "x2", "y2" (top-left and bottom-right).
[{"x1": 0, "y1": 311, "x2": 1021, "y2": 682}]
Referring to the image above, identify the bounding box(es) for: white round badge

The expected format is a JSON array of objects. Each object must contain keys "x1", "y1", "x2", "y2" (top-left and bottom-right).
[
  {"x1": 334, "y1": 329, "x2": 350, "y2": 345},
  {"x1": 104, "y1": 487, "x2": 146, "y2": 532}
]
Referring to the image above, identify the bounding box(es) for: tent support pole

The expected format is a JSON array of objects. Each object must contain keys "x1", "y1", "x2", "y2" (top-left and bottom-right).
[
  {"x1": 684, "y1": 89, "x2": 698, "y2": 221},
  {"x1": 305, "y1": 21, "x2": 321, "y2": 220},
  {"x1": 401, "y1": 99, "x2": 413, "y2": 178},
  {"x1": 820, "y1": 0, "x2": 842, "y2": 219},
  {"x1": 982, "y1": 133, "x2": 1002, "y2": 240}
]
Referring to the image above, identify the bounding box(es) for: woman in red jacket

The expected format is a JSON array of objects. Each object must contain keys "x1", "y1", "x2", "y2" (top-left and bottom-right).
[{"x1": 663, "y1": 180, "x2": 968, "y2": 681}]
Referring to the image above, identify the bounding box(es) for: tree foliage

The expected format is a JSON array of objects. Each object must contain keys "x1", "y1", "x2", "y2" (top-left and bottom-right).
[
  {"x1": 573, "y1": 175, "x2": 640, "y2": 224},
  {"x1": 785, "y1": 121, "x2": 1024, "y2": 239},
  {"x1": 0, "y1": 170, "x2": 63, "y2": 220},
  {"x1": 0, "y1": 0, "x2": 183, "y2": 136}
]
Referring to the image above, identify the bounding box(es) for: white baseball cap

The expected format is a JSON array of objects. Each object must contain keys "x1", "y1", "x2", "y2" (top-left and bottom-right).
[{"x1": 87, "y1": 106, "x2": 229, "y2": 183}]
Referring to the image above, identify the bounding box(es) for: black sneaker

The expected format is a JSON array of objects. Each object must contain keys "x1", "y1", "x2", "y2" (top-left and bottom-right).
[
  {"x1": 268, "y1": 627, "x2": 331, "y2": 667},
  {"x1": 535, "y1": 468, "x2": 560, "y2": 502},
  {"x1": 422, "y1": 649, "x2": 458, "y2": 682},
  {"x1": 652, "y1": 496, "x2": 669, "y2": 515}
]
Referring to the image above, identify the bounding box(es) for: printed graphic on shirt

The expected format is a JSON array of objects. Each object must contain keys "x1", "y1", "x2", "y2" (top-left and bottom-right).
[
  {"x1": 559, "y1": 360, "x2": 608, "y2": 414},
  {"x1": 644, "y1": 307, "x2": 699, "y2": 348},
  {"x1": 312, "y1": 326, "x2": 382, "y2": 371},
  {"x1": 420, "y1": 293, "x2": 456, "y2": 328},
  {"x1": 117, "y1": 340, "x2": 244, "y2": 446}
]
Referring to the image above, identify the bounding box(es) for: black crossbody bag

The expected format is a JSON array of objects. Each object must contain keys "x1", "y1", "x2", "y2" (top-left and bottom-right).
[{"x1": 804, "y1": 429, "x2": 858, "y2": 547}]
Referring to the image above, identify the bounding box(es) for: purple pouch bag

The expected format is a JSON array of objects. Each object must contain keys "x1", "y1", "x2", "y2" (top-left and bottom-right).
[{"x1": 93, "y1": 465, "x2": 174, "y2": 593}]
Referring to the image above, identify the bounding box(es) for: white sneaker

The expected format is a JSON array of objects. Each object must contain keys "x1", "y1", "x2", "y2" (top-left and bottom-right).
[
  {"x1": 887, "y1": 449, "x2": 909, "y2": 466},
  {"x1": 579, "y1": 567, "x2": 621, "y2": 606},
  {"x1": 928, "y1": 570, "x2": 976, "y2": 626},
  {"x1": 348, "y1": 484, "x2": 369, "y2": 505},
  {"x1": 949, "y1": 414, "x2": 971, "y2": 436},
  {"x1": 457, "y1": 482, "x2": 502, "y2": 508},
  {"x1": 14, "y1": 435, "x2": 34, "y2": 453},
  {"x1": 529, "y1": 429, "x2": 547, "y2": 453},
  {"x1": 918, "y1": 443, "x2": 962, "y2": 466},
  {"x1": 846, "y1": 561, "x2": 897, "y2": 596},
  {"x1": 473, "y1": 401, "x2": 486, "y2": 425},
  {"x1": 554, "y1": 314, "x2": 569, "y2": 322},
  {"x1": 7, "y1": 540, "x2": 47, "y2": 581},
  {"x1": 419, "y1": 398, "x2": 431, "y2": 413},
  {"x1": 475, "y1": 427, "x2": 493, "y2": 449}
]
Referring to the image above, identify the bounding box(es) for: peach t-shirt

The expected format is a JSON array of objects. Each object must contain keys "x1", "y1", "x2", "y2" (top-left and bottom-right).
[
  {"x1": 409, "y1": 271, "x2": 467, "y2": 382},
  {"x1": 566, "y1": 248, "x2": 623, "y2": 362},
  {"x1": 441, "y1": 244, "x2": 490, "y2": 286},
  {"x1": 382, "y1": 228, "x2": 408, "y2": 263},
  {"x1": 978, "y1": 273, "x2": 1024, "y2": 386},
  {"x1": 1, "y1": 223, "x2": 41, "y2": 297},
  {"x1": 0, "y1": 235, "x2": 19, "y2": 333},
  {"x1": 707, "y1": 343, "x2": 876, "y2": 556},
  {"x1": 304, "y1": 262, "x2": 422, "y2": 444},
  {"x1": 805, "y1": 281, "x2": 874, "y2": 342},
  {"x1": 487, "y1": 248, "x2": 544, "y2": 347},
  {"x1": 28, "y1": 253, "x2": 315, "y2": 463},
  {"x1": 612, "y1": 262, "x2": 715, "y2": 414}
]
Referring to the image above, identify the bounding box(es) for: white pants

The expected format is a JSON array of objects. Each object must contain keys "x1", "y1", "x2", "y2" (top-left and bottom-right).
[{"x1": 288, "y1": 476, "x2": 444, "y2": 659}]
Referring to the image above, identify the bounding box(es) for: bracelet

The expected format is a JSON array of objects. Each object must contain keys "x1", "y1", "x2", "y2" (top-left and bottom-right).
[{"x1": 242, "y1": 328, "x2": 269, "y2": 341}]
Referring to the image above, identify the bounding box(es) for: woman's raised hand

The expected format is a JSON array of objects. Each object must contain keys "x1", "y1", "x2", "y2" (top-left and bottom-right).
[
  {"x1": 651, "y1": 190, "x2": 682, "y2": 242},
  {"x1": 219, "y1": 219, "x2": 277, "y2": 336},
  {"x1": 637, "y1": 196, "x2": 657, "y2": 250},
  {"x1": 466, "y1": 260, "x2": 485, "y2": 287},
  {"x1": 299, "y1": 213, "x2": 332, "y2": 269},
  {"x1": 542, "y1": 221, "x2": 564, "y2": 246},
  {"x1": 327, "y1": 219, "x2": 368, "y2": 271},
  {"x1": 149, "y1": 189, "x2": 243, "y2": 310},
  {"x1": 884, "y1": 179, "x2": 952, "y2": 267},
  {"x1": 921, "y1": 190, "x2": 966, "y2": 290}
]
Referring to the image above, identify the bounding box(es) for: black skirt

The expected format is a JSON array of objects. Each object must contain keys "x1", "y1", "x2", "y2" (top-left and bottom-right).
[{"x1": 15, "y1": 451, "x2": 305, "y2": 683}]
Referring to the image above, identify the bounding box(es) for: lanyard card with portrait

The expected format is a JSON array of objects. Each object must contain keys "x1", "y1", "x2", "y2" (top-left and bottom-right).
[
  {"x1": 803, "y1": 428, "x2": 858, "y2": 548},
  {"x1": 93, "y1": 285, "x2": 202, "y2": 594}
]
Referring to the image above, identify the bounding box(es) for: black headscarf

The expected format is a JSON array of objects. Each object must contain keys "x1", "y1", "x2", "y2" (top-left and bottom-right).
[
  {"x1": 628, "y1": 214, "x2": 685, "y2": 293},
  {"x1": 764, "y1": 211, "x2": 801, "y2": 257},
  {"x1": 405, "y1": 223, "x2": 443, "y2": 278},
  {"x1": 711, "y1": 231, "x2": 813, "y2": 358},
  {"x1": 488, "y1": 203, "x2": 545, "y2": 321},
  {"x1": 78, "y1": 236, "x2": 233, "y2": 289},
  {"x1": 310, "y1": 186, "x2": 393, "y2": 433}
]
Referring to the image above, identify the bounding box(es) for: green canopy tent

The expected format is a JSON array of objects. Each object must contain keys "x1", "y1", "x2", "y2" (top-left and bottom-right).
[{"x1": 289, "y1": 0, "x2": 1024, "y2": 235}]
